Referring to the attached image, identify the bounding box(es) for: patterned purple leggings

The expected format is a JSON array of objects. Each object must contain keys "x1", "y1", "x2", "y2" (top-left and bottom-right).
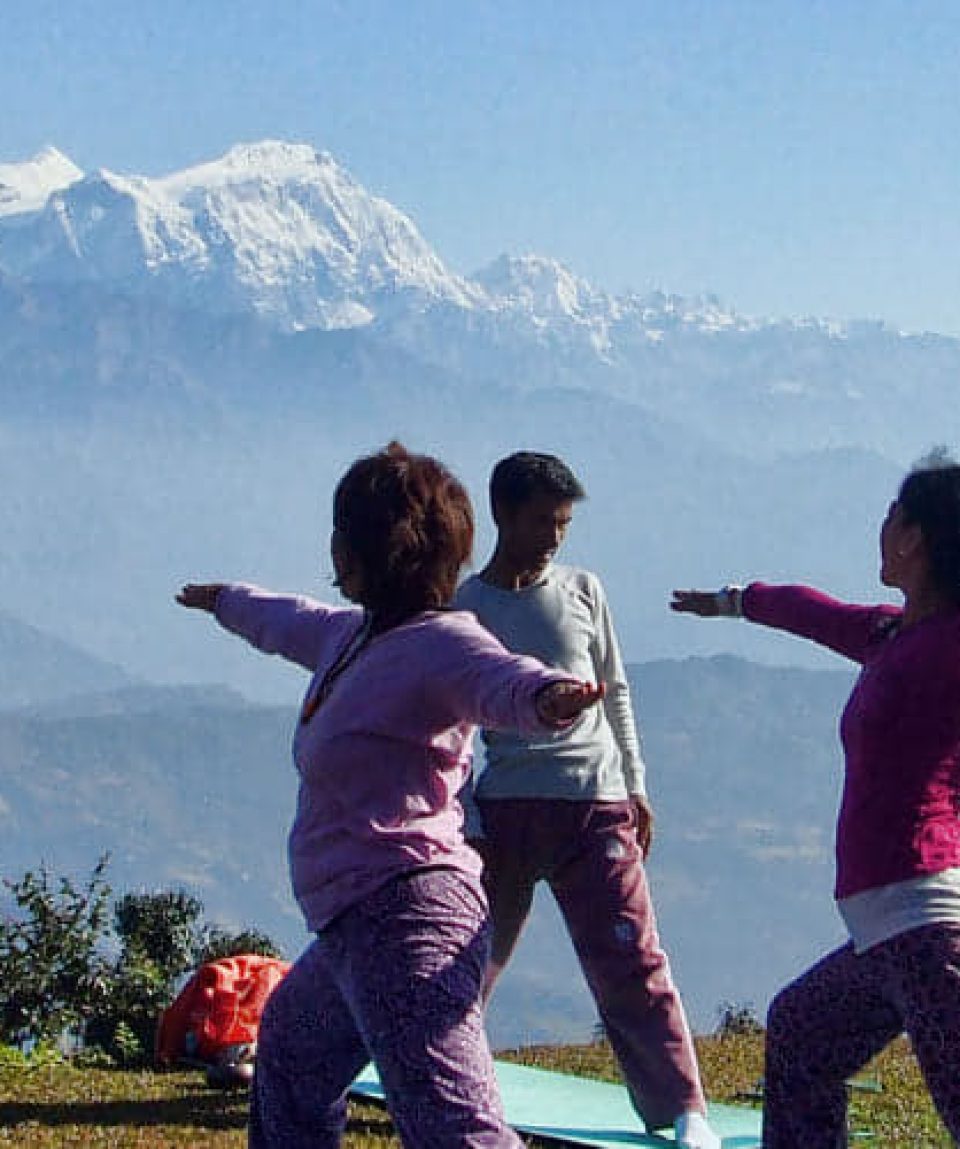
[
  {"x1": 763, "y1": 923, "x2": 960, "y2": 1147},
  {"x1": 248, "y1": 867, "x2": 522, "y2": 1148}
]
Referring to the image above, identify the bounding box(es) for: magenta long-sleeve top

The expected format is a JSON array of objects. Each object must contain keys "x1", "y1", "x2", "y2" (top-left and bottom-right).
[
  {"x1": 743, "y1": 582, "x2": 960, "y2": 899},
  {"x1": 215, "y1": 584, "x2": 570, "y2": 931}
]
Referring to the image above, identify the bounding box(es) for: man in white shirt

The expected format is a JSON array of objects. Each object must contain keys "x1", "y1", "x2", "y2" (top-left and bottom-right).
[{"x1": 456, "y1": 451, "x2": 718, "y2": 1149}]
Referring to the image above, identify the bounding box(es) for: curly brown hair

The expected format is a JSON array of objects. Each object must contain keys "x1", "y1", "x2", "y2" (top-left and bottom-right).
[{"x1": 332, "y1": 442, "x2": 474, "y2": 623}]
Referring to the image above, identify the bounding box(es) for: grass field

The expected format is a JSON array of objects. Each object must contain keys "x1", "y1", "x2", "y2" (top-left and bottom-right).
[{"x1": 0, "y1": 1032, "x2": 953, "y2": 1146}]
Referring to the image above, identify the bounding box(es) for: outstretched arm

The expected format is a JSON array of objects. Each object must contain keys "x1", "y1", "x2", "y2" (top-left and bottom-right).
[
  {"x1": 671, "y1": 583, "x2": 898, "y2": 665},
  {"x1": 435, "y1": 619, "x2": 605, "y2": 736},
  {"x1": 176, "y1": 581, "x2": 344, "y2": 671}
]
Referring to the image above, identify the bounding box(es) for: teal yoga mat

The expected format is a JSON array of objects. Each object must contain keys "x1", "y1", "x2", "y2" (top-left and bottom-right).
[{"x1": 350, "y1": 1058, "x2": 763, "y2": 1147}]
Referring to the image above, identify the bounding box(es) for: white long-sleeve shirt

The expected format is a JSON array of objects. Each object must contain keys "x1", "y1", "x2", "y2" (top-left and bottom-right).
[{"x1": 454, "y1": 564, "x2": 646, "y2": 803}]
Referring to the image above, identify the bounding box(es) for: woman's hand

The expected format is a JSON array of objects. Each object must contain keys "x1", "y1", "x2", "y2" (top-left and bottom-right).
[
  {"x1": 536, "y1": 679, "x2": 605, "y2": 726},
  {"x1": 176, "y1": 583, "x2": 225, "y2": 613},
  {"x1": 670, "y1": 587, "x2": 743, "y2": 617},
  {"x1": 670, "y1": 589, "x2": 721, "y2": 616}
]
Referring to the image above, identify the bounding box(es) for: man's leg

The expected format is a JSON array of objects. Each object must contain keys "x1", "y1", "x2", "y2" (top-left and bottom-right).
[
  {"x1": 477, "y1": 800, "x2": 541, "y2": 998},
  {"x1": 763, "y1": 942, "x2": 902, "y2": 1149},
  {"x1": 549, "y1": 801, "x2": 705, "y2": 1132},
  {"x1": 248, "y1": 939, "x2": 368, "y2": 1149}
]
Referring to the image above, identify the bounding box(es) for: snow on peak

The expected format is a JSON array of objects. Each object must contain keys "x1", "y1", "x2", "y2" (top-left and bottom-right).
[
  {"x1": 0, "y1": 140, "x2": 478, "y2": 330},
  {"x1": 0, "y1": 141, "x2": 773, "y2": 345},
  {"x1": 160, "y1": 140, "x2": 334, "y2": 191},
  {"x1": 470, "y1": 254, "x2": 749, "y2": 337},
  {"x1": 473, "y1": 253, "x2": 607, "y2": 321},
  {"x1": 0, "y1": 147, "x2": 84, "y2": 217}
]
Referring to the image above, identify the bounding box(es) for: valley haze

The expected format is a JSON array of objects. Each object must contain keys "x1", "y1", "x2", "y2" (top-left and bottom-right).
[
  {"x1": 0, "y1": 616, "x2": 852, "y2": 1045},
  {"x1": 0, "y1": 139, "x2": 955, "y2": 1041}
]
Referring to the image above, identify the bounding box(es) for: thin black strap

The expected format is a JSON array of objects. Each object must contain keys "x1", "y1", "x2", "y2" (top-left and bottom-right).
[{"x1": 300, "y1": 616, "x2": 373, "y2": 724}]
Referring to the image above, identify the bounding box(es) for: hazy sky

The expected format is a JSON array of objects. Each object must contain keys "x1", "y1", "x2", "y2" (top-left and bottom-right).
[{"x1": 4, "y1": 0, "x2": 960, "y2": 335}]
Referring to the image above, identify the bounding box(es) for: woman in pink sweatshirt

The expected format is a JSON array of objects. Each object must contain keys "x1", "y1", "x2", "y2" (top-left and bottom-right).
[
  {"x1": 671, "y1": 454, "x2": 960, "y2": 1147},
  {"x1": 178, "y1": 442, "x2": 602, "y2": 1149}
]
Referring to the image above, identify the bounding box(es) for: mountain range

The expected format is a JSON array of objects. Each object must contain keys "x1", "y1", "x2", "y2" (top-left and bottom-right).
[
  {"x1": 1, "y1": 141, "x2": 956, "y2": 458},
  {"x1": 0, "y1": 613, "x2": 853, "y2": 1046},
  {"x1": 1, "y1": 140, "x2": 953, "y2": 699}
]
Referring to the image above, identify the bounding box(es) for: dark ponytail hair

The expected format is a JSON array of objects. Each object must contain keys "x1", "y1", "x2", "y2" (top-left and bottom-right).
[{"x1": 898, "y1": 448, "x2": 960, "y2": 606}]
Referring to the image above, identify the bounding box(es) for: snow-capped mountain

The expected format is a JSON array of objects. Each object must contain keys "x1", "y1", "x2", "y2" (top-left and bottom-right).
[
  {"x1": 5, "y1": 140, "x2": 955, "y2": 463},
  {"x1": 475, "y1": 252, "x2": 752, "y2": 339},
  {"x1": 0, "y1": 146, "x2": 83, "y2": 217},
  {"x1": 0, "y1": 141, "x2": 482, "y2": 330},
  {"x1": 0, "y1": 141, "x2": 767, "y2": 345}
]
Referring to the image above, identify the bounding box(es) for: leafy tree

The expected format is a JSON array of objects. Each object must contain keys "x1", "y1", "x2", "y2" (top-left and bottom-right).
[
  {"x1": 198, "y1": 925, "x2": 285, "y2": 964},
  {"x1": 1, "y1": 857, "x2": 284, "y2": 1064},
  {"x1": 0, "y1": 855, "x2": 113, "y2": 1046},
  {"x1": 87, "y1": 888, "x2": 205, "y2": 1062},
  {"x1": 113, "y1": 889, "x2": 204, "y2": 983},
  {"x1": 84, "y1": 952, "x2": 171, "y2": 1064}
]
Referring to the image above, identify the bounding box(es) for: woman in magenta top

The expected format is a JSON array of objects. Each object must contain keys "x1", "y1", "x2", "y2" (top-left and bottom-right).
[
  {"x1": 671, "y1": 454, "x2": 960, "y2": 1148},
  {"x1": 178, "y1": 442, "x2": 602, "y2": 1149}
]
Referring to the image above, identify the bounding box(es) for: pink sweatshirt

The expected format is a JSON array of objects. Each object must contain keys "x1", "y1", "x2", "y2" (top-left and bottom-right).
[
  {"x1": 215, "y1": 584, "x2": 570, "y2": 931},
  {"x1": 743, "y1": 583, "x2": 960, "y2": 899}
]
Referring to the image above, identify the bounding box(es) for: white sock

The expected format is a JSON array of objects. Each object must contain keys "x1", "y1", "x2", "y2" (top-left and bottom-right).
[{"x1": 674, "y1": 1109, "x2": 722, "y2": 1149}]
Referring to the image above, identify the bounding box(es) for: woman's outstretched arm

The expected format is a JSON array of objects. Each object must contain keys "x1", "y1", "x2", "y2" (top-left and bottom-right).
[
  {"x1": 176, "y1": 581, "x2": 348, "y2": 671},
  {"x1": 671, "y1": 583, "x2": 900, "y2": 664}
]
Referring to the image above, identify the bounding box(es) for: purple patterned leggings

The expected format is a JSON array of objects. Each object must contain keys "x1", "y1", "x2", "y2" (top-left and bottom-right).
[
  {"x1": 763, "y1": 923, "x2": 960, "y2": 1147},
  {"x1": 248, "y1": 867, "x2": 522, "y2": 1148}
]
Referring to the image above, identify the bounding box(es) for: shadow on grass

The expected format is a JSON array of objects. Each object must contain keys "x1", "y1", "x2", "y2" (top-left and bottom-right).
[
  {"x1": 0, "y1": 1091, "x2": 397, "y2": 1139},
  {"x1": 0, "y1": 1089, "x2": 249, "y2": 1130}
]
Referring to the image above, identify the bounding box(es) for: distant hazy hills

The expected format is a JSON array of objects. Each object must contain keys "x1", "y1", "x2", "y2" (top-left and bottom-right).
[
  {"x1": 0, "y1": 614, "x2": 855, "y2": 1044},
  {"x1": 0, "y1": 609, "x2": 136, "y2": 709}
]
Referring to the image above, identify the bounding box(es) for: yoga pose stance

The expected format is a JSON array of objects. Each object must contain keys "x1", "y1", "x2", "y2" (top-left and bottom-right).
[
  {"x1": 178, "y1": 442, "x2": 602, "y2": 1149},
  {"x1": 456, "y1": 451, "x2": 719, "y2": 1149},
  {"x1": 672, "y1": 453, "x2": 960, "y2": 1147}
]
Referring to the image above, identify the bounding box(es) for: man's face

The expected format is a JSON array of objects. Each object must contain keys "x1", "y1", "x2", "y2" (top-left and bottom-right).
[{"x1": 496, "y1": 493, "x2": 575, "y2": 578}]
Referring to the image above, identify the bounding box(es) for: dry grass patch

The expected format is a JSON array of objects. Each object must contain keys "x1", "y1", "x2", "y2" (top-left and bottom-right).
[{"x1": 1, "y1": 1033, "x2": 954, "y2": 1147}]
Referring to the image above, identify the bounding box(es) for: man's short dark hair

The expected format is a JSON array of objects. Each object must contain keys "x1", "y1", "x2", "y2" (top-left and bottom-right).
[{"x1": 489, "y1": 451, "x2": 586, "y2": 514}]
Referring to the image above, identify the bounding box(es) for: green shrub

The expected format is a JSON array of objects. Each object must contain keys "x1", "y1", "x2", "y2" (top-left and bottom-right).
[
  {"x1": 0, "y1": 856, "x2": 283, "y2": 1063},
  {"x1": 0, "y1": 856, "x2": 113, "y2": 1046},
  {"x1": 0, "y1": 1040, "x2": 65, "y2": 1071}
]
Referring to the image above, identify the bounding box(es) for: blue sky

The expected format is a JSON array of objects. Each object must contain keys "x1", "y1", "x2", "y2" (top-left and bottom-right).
[{"x1": 4, "y1": 0, "x2": 960, "y2": 334}]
